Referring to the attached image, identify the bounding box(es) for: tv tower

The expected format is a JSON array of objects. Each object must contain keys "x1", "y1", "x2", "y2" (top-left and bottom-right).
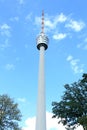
[{"x1": 36, "y1": 11, "x2": 49, "y2": 130}]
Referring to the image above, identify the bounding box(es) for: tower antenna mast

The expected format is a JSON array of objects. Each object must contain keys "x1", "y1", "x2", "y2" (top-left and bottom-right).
[{"x1": 41, "y1": 10, "x2": 45, "y2": 34}]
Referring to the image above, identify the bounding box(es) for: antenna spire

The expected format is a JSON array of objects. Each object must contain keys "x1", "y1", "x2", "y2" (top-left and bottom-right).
[{"x1": 41, "y1": 10, "x2": 44, "y2": 33}]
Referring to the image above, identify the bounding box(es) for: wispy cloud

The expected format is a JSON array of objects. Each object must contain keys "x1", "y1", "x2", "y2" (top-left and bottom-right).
[
  {"x1": 5, "y1": 63, "x2": 15, "y2": 71},
  {"x1": 35, "y1": 13, "x2": 85, "y2": 40},
  {"x1": 0, "y1": 23, "x2": 11, "y2": 37},
  {"x1": 35, "y1": 13, "x2": 67, "y2": 32},
  {"x1": 65, "y1": 20, "x2": 85, "y2": 32},
  {"x1": 45, "y1": 18, "x2": 54, "y2": 30},
  {"x1": 17, "y1": 98, "x2": 26, "y2": 103},
  {"x1": 54, "y1": 13, "x2": 67, "y2": 24},
  {"x1": 67, "y1": 55, "x2": 84, "y2": 74},
  {"x1": 25, "y1": 13, "x2": 32, "y2": 22},
  {"x1": 22, "y1": 111, "x2": 83, "y2": 130},
  {"x1": 0, "y1": 23, "x2": 12, "y2": 51},
  {"x1": 17, "y1": 0, "x2": 25, "y2": 5},
  {"x1": 0, "y1": 39, "x2": 10, "y2": 50},
  {"x1": 53, "y1": 33, "x2": 67, "y2": 40},
  {"x1": 0, "y1": 24, "x2": 10, "y2": 30},
  {"x1": 77, "y1": 37, "x2": 87, "y2": 50},
  {"x1": 10, "y1": 16, "x2": 19, "y2": 22}
]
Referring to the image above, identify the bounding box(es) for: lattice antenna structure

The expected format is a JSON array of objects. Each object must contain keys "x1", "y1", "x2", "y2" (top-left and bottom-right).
[{"x1": 41, "y1": 10, "x2": 45, "y2": 34}]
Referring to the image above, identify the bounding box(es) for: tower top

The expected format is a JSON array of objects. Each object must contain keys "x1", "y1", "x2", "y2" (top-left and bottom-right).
[
  {"x1": 41, "y1": 10, "x2": 44, "y2": 34},
  {"x1": 36, "y1": 11, "x2": 49, "y2": 50}
]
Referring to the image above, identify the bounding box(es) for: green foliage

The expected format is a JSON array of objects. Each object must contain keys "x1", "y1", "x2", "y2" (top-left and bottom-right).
[
  {"x1": 0, "y1": 94, "x2": 22, "y2": 130},
  {"x1": 52, "y1": 73, "x2": 87, "y2": 129}
]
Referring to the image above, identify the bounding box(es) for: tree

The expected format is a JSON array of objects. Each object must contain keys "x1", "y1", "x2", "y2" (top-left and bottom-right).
[
  {"x1": 0, "y1": 94, "x2": 22, "y2": 130},
  {"x1": 52, "y1": 73, "x2": 87, "y2": 130}
]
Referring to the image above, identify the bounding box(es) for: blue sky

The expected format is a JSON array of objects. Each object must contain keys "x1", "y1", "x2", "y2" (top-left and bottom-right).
[{"x1": 0, "y1": 0, "x2": 87, "y2": 129}]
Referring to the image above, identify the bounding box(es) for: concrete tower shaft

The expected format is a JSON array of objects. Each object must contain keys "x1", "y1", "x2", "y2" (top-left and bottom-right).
[
  {"x1": 36, "y1": 11, "x2": 49, "y2": 130},
  {"x1": 36, "y1": 45, "x2": 46, "y2": 130}
]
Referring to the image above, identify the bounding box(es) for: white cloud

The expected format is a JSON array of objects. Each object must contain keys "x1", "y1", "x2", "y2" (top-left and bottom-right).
[
  {"x1": 54, "y1": 13, "x2": 67, "y2": 24},
  {"x1": 46, "y1": 13, "x2": 67, "y2": 29},
  {"x1": 65, "y1": 20, "x2": 85, "y2": 32},
  {"x1": 84, "y1": 37, "x2": 87, "y2": 42},
  {"x1": 17, "y1": 0, "x2": 25, "y2": 5},
  {"x1": 77, "y1": 43, "x2": 83, "y2": 49},
  {"x1": 17, "y1": 98, "x2": 26, "y2": 103},
  {"x1": 10, "y1": 16, "x2": 19, "y2": 22},
  {"x1": 5, "y1": 63, "x2": 15, "y2": 71},
  {"x1": 35, "y1": 17, "x2": 41, "y2": 27},
  {"x1": 22, "y1": 112, "x2": 66, "y2": 130},
  {"x1": 0, "y1": 24, "x2": 11, "y2": 51},
  {"x1": 35, "y1": 13, "x2": 85, "y2": 41},
  {"x1": 67, "y1": 55, "x2": 84, "y2": 74},
  {"x1": 53, "y1": 33, "x2": 67, "y2": 40},
  {"x1": 67, "y1": 55, "x2": 73, "y2": 61},
  {"x1": 0, "y1": 24, "x2": 10, "y2": 30},
  {"x1": 35, "y1": 13, "x2": 68, "y2": 32},
  {"x1": 22, "y1": 111, "x2": 83, "y2": 130},
  {"x1": 46, "y1": 112, "x2": 66, "y2": 130},
  {"x1": 35, "y1": 16, "x2": 54, "y2": 32},
  {"x1": 77, "y1": 37, "x2": 87, "y2": 50},
  {"x1": 0, "y1": 39, "x2": 10, "y2": 50},
  {"x1": 35, "y1": 16, "x2": 50, "y2": 30},
  {"x1": 22, "y1": 116, "x2": 36, "y2": 130},
  {"x1": 25, "y1": 13, "x2": 32, "y2": 22},
  {"x1": 0, "y1": 23, "x2": 11, "y2": 37},
  {"x1": 45, "y1": 18, "x2": 54, "y2": 29}
]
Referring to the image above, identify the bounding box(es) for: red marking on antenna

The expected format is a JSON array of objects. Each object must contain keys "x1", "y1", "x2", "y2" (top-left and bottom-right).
[{"x1": 41, "y1": 10, "x2": 44, "y2": 33}]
